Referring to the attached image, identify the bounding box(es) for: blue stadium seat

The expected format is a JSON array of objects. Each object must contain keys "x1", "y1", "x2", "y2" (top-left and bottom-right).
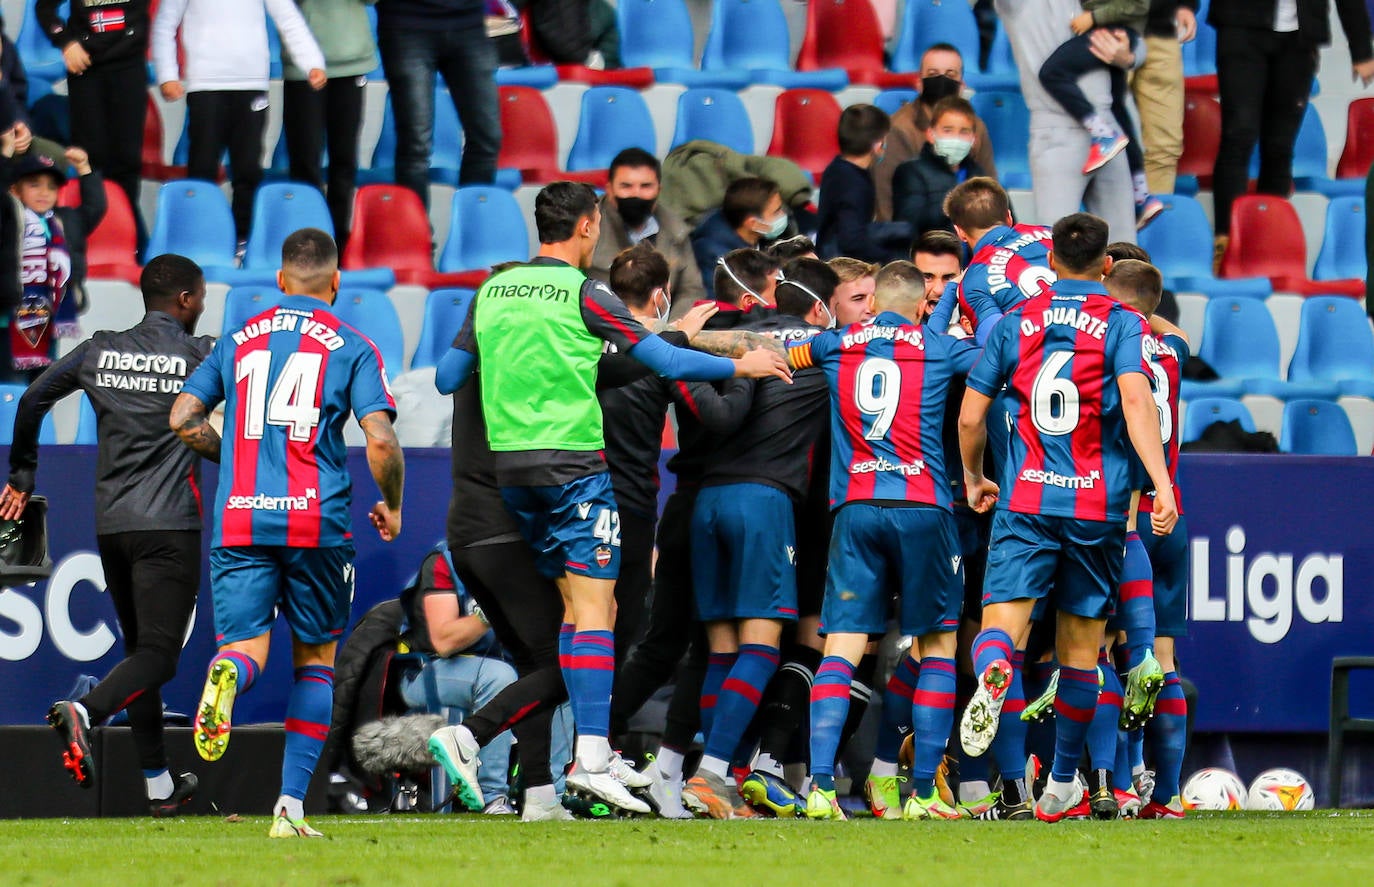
[
  {"x1": 222, "y1": 286, "x2": 285, "y2": 335},
  {"x1": 144, "y1": 181, "x2": 270, "y2": 284},
  {"x1": 892, "y1": 0, "x2": 981, "y2": 75},
  {"x1": 671, "y1": 89, "x2": 755, "y2": 154},
  {"x1": 438, "y1": 186, "x2": 529, "y2": 273},
  {"x1": 1182, "y1": 0, "x2": 1217, "y2": 88},
  {"x1": 1288, "y1": 296, "x2": 1374, "y2": 398},
  {"x1": 364, "y1": 89, "x2": 459, "y2": 186},
  {"x1": 411, "y1": 288, "x2": 476, "y2": 369},
  {"x1": 874, "y1": 89, "x2": 918, "y2": 117},
  {"x1": 1137, "y1": 195, "x2": 1271, "y2": 298},
  {"x1": 970, "y1": 90, "x2": 1031, "y2": 189},
  {"x1": 1247, "y1": 104, "x2": 1363, "y2": 198},
  {"x1": 1183, "y1": 397, "x2": 1254, "y2": 443},
  {"x1": 74, "y1": 393, "x2": 96, "y2": 445},
  {"x1": 1196, "y1": 296, "x2": 1338, "y2": 400},
  {"x1": 566, "y1": 87, "x2": 657, "y2": 172},
  {"x1": 967, "y1": 21, "x2": 1021, "y2": 92},
  {"x1": 618, "y1": 0, "x2": 750, "y2": 89},
  {"x1": 0, "y1": 384, "x2": 56, "y2": 447},
  {"x1": 330, "y1": 289, "x2": 405, "y2": 375},
  {"x1": 701, "y1": 0, "x2": 848, "y2": 91},
  {"x1": 494, "y1": 65, "x2": 560, "y2": 89},
  {"x1": 1313, "y1": 197, "x2": 1367, "y2": 281},
  {"x1": 244, "y1": 182, "x2": 334, "y2": 269},
  {"x1": 1280, "y1": 398, "x2": 1358, "y2": 455},
  {"x1": 266, "y1": 18, "x2": 283, "y2": 80},
  {"x1": 16, "y1": 0, "x2": 66, "y2": 85}
]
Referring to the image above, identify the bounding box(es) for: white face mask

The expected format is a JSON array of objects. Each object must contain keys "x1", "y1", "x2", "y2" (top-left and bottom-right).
[
  {"x1": 653, "y1": 287, "x2": 670, "y2": 322},
  {"x1": 755, "y1": 212, "x2": 789, "y2": 241},
  {"x1": 932, "y1": 136, "x2": 974, "y2": 166}
]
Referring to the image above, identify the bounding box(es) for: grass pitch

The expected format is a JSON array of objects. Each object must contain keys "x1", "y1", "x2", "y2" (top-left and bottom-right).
[{"x1": 3, "y1": 812, "x2": 1372, "y2": 886}]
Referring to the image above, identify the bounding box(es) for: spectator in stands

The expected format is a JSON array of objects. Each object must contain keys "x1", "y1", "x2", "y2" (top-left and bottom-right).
[
  {"x1": 376, "y1": 0, "x2": 501, "y2": 210},
  {"x1": 1209, "y1": 0, "x2": 1374, "y2": 268},
  {"x1": 768, "y1": 235, "x2": 818, "y2": 263},
  {"x1": 38, "y1": 0, "x2": 149, "y2": 246},
  {"x1": 282, "y1": 0, "x2": 378, "y2": 250},
  {"x1": 827, "y1": 257, "x2": 878, "y2": 326},
  {"x1": 153, "y1": 0, "x2": 325, "y2": 249},
  {"x1": 873, "y1": 43, "x2": 997, "y2": 222},
  {"x1": 589, "y1": 148, "x2": 705, "y2": 320},
  {"x1": 995, "y1": 0, "x2": 1137, "y2": 242},
  {"x1": 892, "y1": 97, "x2": 989, "y2": 239},
  {"x1": 527, "y1": 0, "x2": 607, "y2": 68},
  {"x1": 1130, "y1": 2, "x2": 1197, "y2": 197},
  {"x1": 0, "y1": 144, "x2": 106, "y2": 382},
  {"x1": 816, "y1": 104, "x2": 911, "y2": 263},
  {"x1": 690, "y1": 176, "x2": 786, "y2": 301},
  {"x1": 398, "y1": 542, "x2": 518, "y2": 815}
]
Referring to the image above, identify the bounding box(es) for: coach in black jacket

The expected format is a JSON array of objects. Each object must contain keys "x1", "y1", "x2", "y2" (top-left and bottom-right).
[{"x1": 1209, "y1": 0, "x2": 1374, "y2": 249}]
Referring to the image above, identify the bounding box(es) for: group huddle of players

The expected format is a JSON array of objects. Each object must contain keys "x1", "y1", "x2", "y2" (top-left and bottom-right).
[{"x1": 429, "y1": 173, "x2": 1192, "y2": 824}]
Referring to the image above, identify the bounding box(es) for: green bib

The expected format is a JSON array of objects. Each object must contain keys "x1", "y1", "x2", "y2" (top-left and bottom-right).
[{"x1": 473, "y1": 263, "x2": 606, "y2": 452}]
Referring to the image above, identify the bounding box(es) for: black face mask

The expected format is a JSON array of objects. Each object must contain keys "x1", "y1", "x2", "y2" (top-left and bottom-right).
[
  {"x1": 617, "y1": 196, "x2": 656, "y2": 229},
  {"x1": 920, "y1": 74, "x2": 962, "y2": 105}
]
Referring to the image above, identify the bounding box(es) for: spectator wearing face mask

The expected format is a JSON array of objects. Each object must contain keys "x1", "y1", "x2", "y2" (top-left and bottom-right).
[
  {"x1": 892, "y1": 97, "x2": 989, "y2": 238},
  {"x1": 872, "y1": 42, "x2": 998, "y2": 222},
  {"x1": 816, "y1": 104, "x2": 912, "y2": 263},
  {"x1": 691, "y1": 176, "x2": 788, "y2": 301},
  {"x1": 589, "y1": 148, "x2": 705, "y2": 320}
]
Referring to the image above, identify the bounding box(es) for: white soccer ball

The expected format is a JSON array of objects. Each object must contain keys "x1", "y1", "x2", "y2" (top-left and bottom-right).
[
  {"x1": 1181, "y1": 768, "x2": 1247, "y2": 811},
  {"x1": 1246, "y1": 768, "x2": 1315, "y2": 811}
]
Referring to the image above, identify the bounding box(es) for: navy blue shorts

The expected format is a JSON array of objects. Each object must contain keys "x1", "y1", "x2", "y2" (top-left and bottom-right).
[
  {"x1": 210, "y1": 544, "x2": 356, "y2": 645},
  {"x1": 1140, "y1": 512, "x2": 1188, "y2": 637},
  {"x1": 691, "y1": 483, "x2": 798, "y2": 622},
  {"x1": 500, "y1": 472, "x2": 621, "y2": 580},
  {"x1": 822, "y1": 504, "x2": 963, "y2": 637},
  {"x1": 983, "y1": 511, "x2": 1126, "y2": 620}
]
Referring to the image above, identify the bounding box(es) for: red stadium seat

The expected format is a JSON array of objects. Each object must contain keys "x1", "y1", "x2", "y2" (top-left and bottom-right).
[
  {"x1": 519, "y1": 10, "x2": 654, "y2": 88},
  {"x1": 766, "y1": 89, "x2": 842, "y2": 181},
  {"x1": 1177, "y1": 91, "x2": 1220, "y2": 188},
  {"x1": 141, "y1": 97, "x2": 182, "y2": 180},
  {"x1": 796, "y1": 0, "x2": 917, "y2": 89},
  {"x1": 59, "y1": 179, "x2": 142, "y2": 285},
  {"x1": 1335, "y1": 97, "x2": 1374, "y2": 180},
  {"x1": 497, "y1": 86, "x2": 610, "y2": 187},
  {"x1": 341, "y1": 185, "x2": 487, "y2": 289},
  {"x1": 1219, "y1": 195, "x2": 1364, "y2": 297}
]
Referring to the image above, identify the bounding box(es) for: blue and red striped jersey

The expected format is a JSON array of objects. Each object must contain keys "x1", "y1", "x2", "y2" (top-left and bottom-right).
[
  {"x1": 182, "y1": 295, "x2": 396, "y2": 548},
  {"x1": 966, "y1": 280, "x2": 1150, "y2": 523},
  {"x1": 1139, "y1": 331, "x2": 1188, "y2": 516},
  {"x1": 958, "y1": 223, "x2": 1054, "y2": 326},
  {"x1": 788, "y1": 311, "x2": 979, "y2": 510}
]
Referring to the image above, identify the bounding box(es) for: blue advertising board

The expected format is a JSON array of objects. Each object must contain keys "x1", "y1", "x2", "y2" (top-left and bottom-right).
[{"x1": 0, "y1": 449, "x2": 1367, "y2": 734}]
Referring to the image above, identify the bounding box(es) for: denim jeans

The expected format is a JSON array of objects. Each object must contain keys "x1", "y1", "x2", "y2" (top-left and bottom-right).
[
  {"x1": 400, "y1": 655, "x2": 517, "y2": 802},
  {"x1": 377, "y1": 24, "x2": 500, "y2": 207}
]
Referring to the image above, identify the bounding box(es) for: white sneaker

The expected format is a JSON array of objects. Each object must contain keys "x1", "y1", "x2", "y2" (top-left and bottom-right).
[
  {"x1": 960, "y1": 658, "x2": 1012, "y2": 757},
  {"x1": 521, "y1": 795, "x2": 574, "y2": 822},
  {"x1": 645, "y1": 759, "x2": 692, "y2": 819},
  {"x1": 608, "y1": 751, "x2": 653, "y2": 789},
  {"x1": 1035, "y1": 776, "x2": 1086, "y2": 823},
  {"x1": 566, "y1": 765, "x2": 652, "y2": 814},
  {"x1": 482, "y1": 794, "x2": 515, "y2": 815},
  {"x1": 427, "y1": 725, "x2": 485, "y2": 812}
]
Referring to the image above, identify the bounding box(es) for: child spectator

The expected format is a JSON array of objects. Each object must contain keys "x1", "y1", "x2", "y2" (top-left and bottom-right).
[
  {"x1": 892, "y1": 97, "x2": 988, "y2": 238},
  {"x1": 690, "y1": 176, "x2": 786, "y2": 300},
  {"x1": 1037, "y1": 0, "x2": 1163, "y2": 228},
  {"x1": 815, "y1": 104, "x2": 911, "y2": 263}
]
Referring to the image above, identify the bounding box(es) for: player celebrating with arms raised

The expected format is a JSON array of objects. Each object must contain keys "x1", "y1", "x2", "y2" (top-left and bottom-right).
[
  {"x1": 956, "y1": 213, "x2": 1176, "y2": 822},
  {"x1": 171, "y1": 228, "x2": 404, "y2": 837}
]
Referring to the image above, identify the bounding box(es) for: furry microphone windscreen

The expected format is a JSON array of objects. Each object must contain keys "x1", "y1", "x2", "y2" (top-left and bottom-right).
[{"x1": 351, "y1": 713, "x2": 448, "y2": 776}]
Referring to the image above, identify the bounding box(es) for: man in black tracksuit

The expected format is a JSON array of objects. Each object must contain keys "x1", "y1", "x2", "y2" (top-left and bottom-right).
[{"x1": 1, "y1": 255, "x2": 211, "y2": 815}]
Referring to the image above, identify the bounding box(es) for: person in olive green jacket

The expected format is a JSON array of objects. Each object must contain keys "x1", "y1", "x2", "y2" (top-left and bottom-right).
[{"x1": 282, "y1": 0, "x2": 380, "y2": 247}]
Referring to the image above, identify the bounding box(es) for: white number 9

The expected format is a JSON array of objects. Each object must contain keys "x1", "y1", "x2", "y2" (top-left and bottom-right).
[{"x1": 855, "y1": 357, "x2": 901, "y2": 441}]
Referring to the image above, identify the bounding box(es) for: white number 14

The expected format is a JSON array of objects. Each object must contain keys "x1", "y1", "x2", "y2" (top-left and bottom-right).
[{"x1": 235, "y1": 350, "x2": 323, "y2": 442}]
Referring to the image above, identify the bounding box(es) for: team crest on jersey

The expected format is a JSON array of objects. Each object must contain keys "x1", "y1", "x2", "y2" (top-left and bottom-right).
[{"x1": 595, "y1": 546, "x2": 613, "y2": 568}]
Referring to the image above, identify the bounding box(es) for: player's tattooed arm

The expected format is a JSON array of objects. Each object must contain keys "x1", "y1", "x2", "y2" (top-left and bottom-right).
[
  {"x1": 361, "y1": 411, "x2": 404, "y2": 542},
  {"x1": 690, "y1": 329, "x2": 787, "y2": 360},
  {"x1": 169, "y1": 393, "x2": 222, "y2": 463}
]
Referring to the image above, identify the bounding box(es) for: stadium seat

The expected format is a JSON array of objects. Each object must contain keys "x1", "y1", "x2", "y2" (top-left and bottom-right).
[
  {"x1": 437, "y1": 185, "x2": 529, "y2": 273},
  {"x1": 874, "y1": 89, "x2": 918, "y2": 117},
  {"x1": 1219, "y1": 195, "x2": 1365, "y2": 297},
  {"x1": 411, "y1": 288, "x2": 477, "y2": 369},
  {"x1": 1338, "y1": 395, "x2": 1374, "y2": 454},
  {"x1": 341, "y1": 185, "x2": 487, "y2": 289},
  {"x1": 519, "y1": 8, "x2": 654, "y2": 88},
  {"x1": 1182, "y1": 0, "x2": 1218, "y2": 93},
  {"x1": 766, "y1": 89, "x2": 842, "y2": 182},
  {"x1": 1137, "y1": 195, "x2": 1270, "y2": 298},
  {"x1": 243, "y1": 182, "x2": 333, "y2": 266},
  {"x1": 16, "y1": 0, "x2": 65, "y2": 85},
  {"x1": 494, "y1": 65, "x2": 560, "y2": 89},
  {"x1": 58, "y1": 179, "x2": 141, "y2": 285},
  {"x1": 671, "y1": 89, "x2": 755, "y2": 154},
  {"x1": 1280, "y1": 398, "x2": 1358, "y2": 455},
  {"x1": 969, "y1": 21, "x2": 1022, "y2": 92},
  {"x1": 970, "y1": 90, "x2": 1032, "y2": 189},
  {"x1": 143, "y1": 181, "x2": 268, "y2": 284},
  {"x1": 1174, "y1": 91, "x2": 1221, "y2": 194},
  {"x1": 796, "y1": 0, "x2": 916, "y2": 89},
  {"x1": 0, "y1": 385, "x2": 56, "y2": 447},
  {"x1": 1183, "y1": 397, "x2": 1254, "y2": 443},
  {"x1": 1312, "y1": 197, "x2": 1367, "y2": 282},
  {"x1": 266, "y1": 18, "x2": 283, "y2": 80},
  {"x1": 1288, "y1": 296, "x2": 1374, "y2": 398},
  {"x1": 566, "y1": 87, "x2": 657, "y2": 174},
  {"x1": 329, "y1": 288, "x2": 405, "y2": 375},
  {"x1": 1254, "y1": 104, "x2": 1363, "y2": 198},
  {"x1": 142, "y1": 98, "x2": 179, "y2": 180},
  {"x1": 1334, "y1": 97, "x2": 1374, "y2": 181},
  {"x1": 702, "y1": 0, "x2": 848, "y2": 91},
  {"x1": 497, "y1": 86, "x2": 607, "y2": 187},
  {"x1": 1196, "y1": 296, "x2": 1338, "y2": 399},
  {"x1": 892, "y1": 0, "x2": 980, "y2": 75},
  {"x1": 617, "y1": 0, "x2": 750, "y2": 89},
  {"x1": 222, "y1": 287, "x2": 284, "y2": 334},
  {"x1": 74, "y1": 393, "x2": 97, "y2": 445}
]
